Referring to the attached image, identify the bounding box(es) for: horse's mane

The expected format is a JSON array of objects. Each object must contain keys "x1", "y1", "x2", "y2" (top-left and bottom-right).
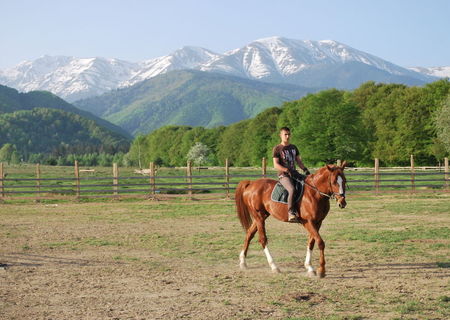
[{"x1": 305, "y1": 164, "x2": 345, "y2": 183}]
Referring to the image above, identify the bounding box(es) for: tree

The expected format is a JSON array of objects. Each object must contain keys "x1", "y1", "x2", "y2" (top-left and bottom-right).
[
  {"x1": 356, "y1": 81, "x2": 450, "y2": 164},
  {"x1": 126, "y1": 135, "x2": 146, "y2": 168},
  {"x1": 0, "y1": 144, "x2": 18, "y2": 164},
  {"x1": 217, "y1": 120, "x2": 251, "y2": 166},
  {"x1": 296, "y1": 90, "x2": 366, "y2": 165},
  {"x1": 187, "y1": 142, "x2": 210, "y2": 168},
  {"x1": 242, "y1": 107, "x2": 281, "y2": 165},
  {"x1": 435, "y1": 95, "x2": 450, "y2": 155}
]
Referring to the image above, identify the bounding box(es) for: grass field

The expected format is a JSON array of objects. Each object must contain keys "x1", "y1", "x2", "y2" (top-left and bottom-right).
[{"x1": 0, "y1": 193, "x2": 449, "y2": 319}]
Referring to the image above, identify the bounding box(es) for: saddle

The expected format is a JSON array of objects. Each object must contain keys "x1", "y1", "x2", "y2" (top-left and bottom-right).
[{"x1": 270, "y1": 176, "x2": 305, "y2": 205}]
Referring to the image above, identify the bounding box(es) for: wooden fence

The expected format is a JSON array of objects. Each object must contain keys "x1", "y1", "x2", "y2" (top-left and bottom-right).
[{"x1": 0, "y1": 156, "x2": 449, "y2": 201}]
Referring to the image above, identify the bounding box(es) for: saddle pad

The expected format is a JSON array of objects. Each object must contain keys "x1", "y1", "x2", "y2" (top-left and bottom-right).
[{"x1": 271, "y1": 179, "x2": 304, "y2": 204}]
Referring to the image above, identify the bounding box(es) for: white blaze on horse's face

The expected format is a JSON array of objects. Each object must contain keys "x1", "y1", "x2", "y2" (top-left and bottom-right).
[
  {"x1": 336, "y1": 175, "x2": 347, "y2": 208},
  {"x1": 337, "y1": 176, "x2": 344, "y2": 196}
]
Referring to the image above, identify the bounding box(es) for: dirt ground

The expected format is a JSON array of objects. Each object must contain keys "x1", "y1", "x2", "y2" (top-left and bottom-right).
[{"x1": 0, "y1": 195, "x2": 449, "y2": 319}]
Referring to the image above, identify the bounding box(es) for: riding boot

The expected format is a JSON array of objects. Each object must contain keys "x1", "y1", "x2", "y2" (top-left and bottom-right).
[{"x1": 288, "y1": 211, "x2": 298, "y2": 222}]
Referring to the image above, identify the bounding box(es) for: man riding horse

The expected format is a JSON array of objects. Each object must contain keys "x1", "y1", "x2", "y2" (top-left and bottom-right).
[{"x1": 272, "y1": 127, "x2": 310, "y2": 222}]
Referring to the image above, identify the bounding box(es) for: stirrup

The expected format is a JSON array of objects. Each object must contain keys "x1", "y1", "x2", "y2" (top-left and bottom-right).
[{"x1": 288, "y1": 212, "x2": 298, "y2": 222}]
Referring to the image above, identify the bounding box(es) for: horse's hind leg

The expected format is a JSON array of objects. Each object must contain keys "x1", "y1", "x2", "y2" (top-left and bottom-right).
[
  {"x1": 239, "y1": 221, "x2": 257, "y2": 270},
  {"x1": 256, "y1": 218, "x2": 280, "y2": 273}
]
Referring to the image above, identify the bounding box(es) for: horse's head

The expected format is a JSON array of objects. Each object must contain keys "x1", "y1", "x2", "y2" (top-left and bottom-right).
[{"x1": 325, "y1": 161, "x2": 347, "y2": 208}]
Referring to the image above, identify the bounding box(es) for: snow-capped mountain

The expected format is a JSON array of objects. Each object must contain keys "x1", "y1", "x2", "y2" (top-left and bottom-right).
[
  {"x1": 0, "y1": 55, "x2": 141, "y2": 101},
  {"x1": 0, "y1": 36, "x2": 441, "y2": 101},
  {"x1": 408, "y1": 66, "x2": 450, "y2": 78},
  {"x1": 122, "y1": 46, "x2": 220, "y2": 87},
  {"x1": 203, "y1": 38, "x2": 409, "y2": 78}
]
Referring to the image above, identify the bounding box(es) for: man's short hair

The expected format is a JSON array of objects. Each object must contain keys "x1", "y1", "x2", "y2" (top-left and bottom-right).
[{"x1": 279, "y1": 127, "x2": 290, "y2": 132}]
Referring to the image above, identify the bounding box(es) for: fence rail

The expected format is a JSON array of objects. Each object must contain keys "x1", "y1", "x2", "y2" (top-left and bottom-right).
[{"x1": 0, "y1": 157, "x2": 449, "y2": 201}]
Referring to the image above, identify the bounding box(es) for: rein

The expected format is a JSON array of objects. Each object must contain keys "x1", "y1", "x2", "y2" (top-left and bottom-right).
[
  {"x1": 291, "y1": 175, "x2": 331, "y2": 198},
  {"x1": 305, "y1": 179, "x2": 333, "y2": 198},
  {"x1": 292, "y1": 171, "x2": 344, "y2": 199}
]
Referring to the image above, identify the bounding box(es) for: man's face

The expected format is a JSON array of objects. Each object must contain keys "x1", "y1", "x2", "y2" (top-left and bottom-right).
[{"x1": 280, "y1": 130, "x2": 291, "y2": 144}]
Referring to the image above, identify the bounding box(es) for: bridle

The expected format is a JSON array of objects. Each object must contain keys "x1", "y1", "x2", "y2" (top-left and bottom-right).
[{"x1": 295, "y1": 170, "x2": 346, "y2": 200}]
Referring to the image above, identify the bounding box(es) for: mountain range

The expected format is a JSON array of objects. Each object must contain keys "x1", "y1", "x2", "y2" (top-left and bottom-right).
[{"x1": 0, "y1": 36, "x2": 446, "y2": 102}]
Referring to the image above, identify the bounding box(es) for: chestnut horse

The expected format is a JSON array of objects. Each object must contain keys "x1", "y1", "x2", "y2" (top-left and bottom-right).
[{"x1": 235, "y1": 162, "x2": 347, "y2": 277}]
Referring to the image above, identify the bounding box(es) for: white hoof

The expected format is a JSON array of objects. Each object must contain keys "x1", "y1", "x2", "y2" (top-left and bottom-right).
[
  {"x1": 271, "y1": 267, "x2": 281, "y2": 273},
  {"x1": 239, "y1": 262, "x2": 247, "y2": 270},
  {"x1": 306, "y1": 270, "x2": 316, "y2": 277}
]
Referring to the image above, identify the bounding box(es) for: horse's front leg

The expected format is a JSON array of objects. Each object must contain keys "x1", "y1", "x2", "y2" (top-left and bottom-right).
[
  {"x1": 304, "y1": 221, "x2": 326, "y2": 278},
  {"x1": 304, "y1": 234, "x2": 316, "y2": 277},
  {"x1": 317, "y1": 238, "x2": 326, "y2": 278}
]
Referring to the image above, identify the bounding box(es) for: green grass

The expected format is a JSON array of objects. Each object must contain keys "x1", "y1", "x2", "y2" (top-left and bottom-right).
[
  {"x1": 332, "y1": 226, "x2": 450, "y2": 243},
  {"x1": 396, "y1": 300, "x2": 423, "y2": 314},
  {"x1": 44, "y1": 237, "x2": 125, "y2": 250}
]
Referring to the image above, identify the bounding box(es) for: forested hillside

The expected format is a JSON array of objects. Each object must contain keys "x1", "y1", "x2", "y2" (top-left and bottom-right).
[
  {"x1": 0, "y1": 108, "x2": 129, "y2": 157},
  {"x1": 74, "y1": 70, "x2": 313, "y2": 135},
  {"x1": 126, "y1": 80, "x2": 450, "y2": 167},
  {"x1": 0, "y1": 85, "x2": 131, "y2": 138},
  {"x1": 0, "y1": 85, "x2": 131, "y2": 164}
]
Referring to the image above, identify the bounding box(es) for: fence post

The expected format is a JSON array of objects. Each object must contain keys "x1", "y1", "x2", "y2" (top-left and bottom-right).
[
  {"x1": 445, "y1": 157, "x2": 449, "y2": 190},
  {"x1": 0, "y1": 162, "x2": 4, "y2": 199},
  {"x1": 74, "y1": 160, "x2": 80, "y2": 198},
  {"x1": 36, "y1": 163, "x2": 41, "y2": 201},
  {"x1": 187, "y1": 160, "x2": 193, "y2": 200},
  {"x1": 262, "y1": 157, "x2": 267, "y2": 178},
  {"x1": 410, "y1": 155, "x2": 415, "y2": 193},
  {"x1": 374, "y1": 158, "x2": 380, "y2": 193},
  {"x1": 113, "y1": 163, "x2": 119, "y2": 197},
  {"x1": 225, "y1": 158, "x2": 230, "y2": 199},
  {"x1": 149, "y1": 162, "x2": 156, "y2": 195}
]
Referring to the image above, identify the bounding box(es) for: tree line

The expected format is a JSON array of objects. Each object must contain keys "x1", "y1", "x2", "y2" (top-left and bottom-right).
[
  {"x1": 0, "y1": 143, "x2": 128, "y2": 167},
  {"x1": 126, "y1": 80, "x2": 450, "y2": 167},
  {"x1": 1, "y1": 80, "x2": 449, "y2": 168}
]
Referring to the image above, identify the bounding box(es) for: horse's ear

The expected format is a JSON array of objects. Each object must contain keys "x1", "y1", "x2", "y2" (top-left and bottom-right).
[
  {"x1": 326, "y1": 164, "x2": 334, "y2": 171},
  {"x1": 341, "y1": 161, "x2": 347, "y2": 169}
]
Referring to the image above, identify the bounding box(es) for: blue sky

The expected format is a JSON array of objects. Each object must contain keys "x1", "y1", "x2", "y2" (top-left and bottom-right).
[{"x1": 1, "y1": 0, "x2": 449, "y2": 69}]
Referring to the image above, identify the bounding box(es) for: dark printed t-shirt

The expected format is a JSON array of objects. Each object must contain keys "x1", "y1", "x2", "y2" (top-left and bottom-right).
[{"x1": 272, "y1": 144, "x2": 299, "y2": 176}]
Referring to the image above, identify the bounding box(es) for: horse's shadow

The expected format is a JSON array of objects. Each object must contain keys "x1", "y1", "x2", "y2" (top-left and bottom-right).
[
  {"x1": 0, "y1": 253, "x2": 96, "y2": 269},
  {"x1": 326, "y1": 262, "x2": 450, "y2": 279},
  {"x1": 238, "y1": 261, "x2": 450, "y2": 280}
]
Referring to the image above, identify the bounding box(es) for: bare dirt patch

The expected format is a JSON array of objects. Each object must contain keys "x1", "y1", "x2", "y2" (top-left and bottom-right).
[{"x1": 1, "y1": 196, "x2": 449, "y2": 319}]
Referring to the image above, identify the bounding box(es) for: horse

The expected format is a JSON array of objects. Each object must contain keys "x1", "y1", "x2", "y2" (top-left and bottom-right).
[{"x1": 235, "y1": 162, "x2": 347, "y2": 278}]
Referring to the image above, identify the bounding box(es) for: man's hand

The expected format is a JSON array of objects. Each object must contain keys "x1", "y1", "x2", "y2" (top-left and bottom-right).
[{"x1": 304, "y1": 168, "x2": 311, "y2": 176}]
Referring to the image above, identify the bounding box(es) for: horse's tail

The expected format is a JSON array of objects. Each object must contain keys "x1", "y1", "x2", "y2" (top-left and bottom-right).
[{"x1": 235, "y1": 180, "x2": 252, "y2": 231}]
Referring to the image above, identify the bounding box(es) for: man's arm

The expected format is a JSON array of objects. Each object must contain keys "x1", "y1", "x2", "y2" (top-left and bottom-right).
[
  {"x1": 296, "y1": 155, "x2": 310, "y2": 175},
  {"x1": 273, "y1": 157, "x2": 289, "y2": 174}
]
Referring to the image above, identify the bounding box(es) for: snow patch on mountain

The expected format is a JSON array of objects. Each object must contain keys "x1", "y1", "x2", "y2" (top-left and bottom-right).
[
  {"x1": 409, "y1": 66, "x2": 450, "y2": 78},
  {"x1": 122, "y1": 46, "x2": 220, "y2": 87}
]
